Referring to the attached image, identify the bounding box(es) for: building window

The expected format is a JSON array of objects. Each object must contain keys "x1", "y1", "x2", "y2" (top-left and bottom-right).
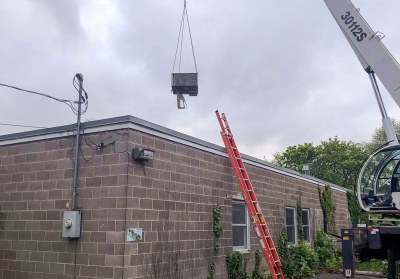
[
  {"x1": 302, "y1": 209, "x2": 310, "y2": 242},
  {"x1": 232, "y1": 200, "x2": 249, "y2": 251},
  {"x1": 285, "y1": 207, "x2": 296, "y2": 245}
]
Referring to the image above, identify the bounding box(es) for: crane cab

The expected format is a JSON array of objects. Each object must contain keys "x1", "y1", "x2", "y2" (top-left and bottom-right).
[{"x1": 357, "y1": 143, "x2": 400, "y2": 214}]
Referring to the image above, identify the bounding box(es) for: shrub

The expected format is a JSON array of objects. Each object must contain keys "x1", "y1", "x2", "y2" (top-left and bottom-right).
[
  {"x1": 314, "y1": 230, "x2": 341, "y2": 269},
  {"x1": 251, "y1": 250, "x2": 267, "y2": 279},
  {"x1": 290, "y1": 240, "x2": 319, "y2": 278},
  {"x1": 277, "y1": 229, "x2": 318, "y2": 278},
  {"x1": 226, "y1": 251, "x2": 249, "y2": 279}
]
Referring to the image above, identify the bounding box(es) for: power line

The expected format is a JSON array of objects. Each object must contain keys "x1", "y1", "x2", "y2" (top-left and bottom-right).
[
  {"x1": 0, "y1": 123, "x2": 47, "y2": 129},
  {"x1": 0, "y1": 83, "x2": 74, "y2": 103},
  {"x1": 0, "y1": 82, "x2": 88, "y2": 115}
]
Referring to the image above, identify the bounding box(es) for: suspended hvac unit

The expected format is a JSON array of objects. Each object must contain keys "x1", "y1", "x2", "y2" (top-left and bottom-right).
[
  {"x1": 171, "y1": 73, "x2": 198, "y2": 96},
  {"x1": 171, "y1": 0, "x2": 198, "y2": 109}
]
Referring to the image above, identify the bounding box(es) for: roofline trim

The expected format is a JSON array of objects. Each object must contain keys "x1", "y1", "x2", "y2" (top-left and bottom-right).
[{"x1": 0, "y1": 115, "x2": 347, "y2": 193}]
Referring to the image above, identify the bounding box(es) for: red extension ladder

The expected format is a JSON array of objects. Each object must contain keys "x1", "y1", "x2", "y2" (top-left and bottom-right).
[{"x1": 215, "y1": 110, "x2": 284, "y2": 279}]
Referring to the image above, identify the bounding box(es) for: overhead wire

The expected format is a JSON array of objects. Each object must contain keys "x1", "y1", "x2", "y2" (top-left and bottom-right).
[
  {"x1": 0, "y1": 80, "x2": 89, "y2": 116},
  {"x1": 0, "y1": 83, "x2": 79, "y2": 114},
  {"x1": 72, "y1": 76, "x2": 89, "y2": 115},
  {"x1": 78, "y1": 126, "x2": 113, "y2": 162},
  {"x1": 0, "y1": 123, "x2": 48, "y2": 129}
]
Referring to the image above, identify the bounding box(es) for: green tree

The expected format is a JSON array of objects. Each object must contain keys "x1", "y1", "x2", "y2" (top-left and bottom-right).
[
  {"x1": 272, "y1": 142, "x2": 317, "y2": 173},
  {"x1": 272, "y1": 136, "x2": 368, "y2": 189},
  {"x1": 361, "y1": 118, "x2": 400, "y2": 153}
]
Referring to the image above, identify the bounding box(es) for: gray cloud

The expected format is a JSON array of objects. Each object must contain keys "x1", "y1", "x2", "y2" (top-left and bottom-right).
[{"x1": 1, "y1": 0, "x2": 400, "y2": 161}]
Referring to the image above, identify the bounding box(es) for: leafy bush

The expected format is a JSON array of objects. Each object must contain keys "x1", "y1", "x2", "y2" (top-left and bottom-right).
[
  {"x1": 226, "y1": 251, "x2": 249, "y2": 279},
  {"x1": 314, "y1": 230, "x2": 342, "y2": 269},
  {"x1": 252, "y1": 250, "x2": 267, "y2": 279},
  {"x1": 277, "y1": 229, "x2": 318, "y2": 278},
  {"x1": 290, "y1": 241, "x2": 319, "y2": 278}
]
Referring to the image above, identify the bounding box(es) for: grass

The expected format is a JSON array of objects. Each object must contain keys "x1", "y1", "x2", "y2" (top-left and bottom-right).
[{"x1": 356, "y1": 259, "x2": 387, "y2": 274}]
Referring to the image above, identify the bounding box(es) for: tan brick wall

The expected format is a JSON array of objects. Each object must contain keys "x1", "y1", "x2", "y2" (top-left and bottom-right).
[{"x1": 0, "y1": 128, "x2": 351, "y2": 279}]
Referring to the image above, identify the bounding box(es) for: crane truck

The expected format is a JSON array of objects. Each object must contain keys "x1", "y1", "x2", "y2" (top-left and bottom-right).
[{"x1": 322, "y1": 0, "x2": 400, "y2": 278}]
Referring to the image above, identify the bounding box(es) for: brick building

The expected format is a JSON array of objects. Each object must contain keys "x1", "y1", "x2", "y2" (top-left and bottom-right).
[{"x1": 0, "y1": 115, "x2": 350, "y2": 279}]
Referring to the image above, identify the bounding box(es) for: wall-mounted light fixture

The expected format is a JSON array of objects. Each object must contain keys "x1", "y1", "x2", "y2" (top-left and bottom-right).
[{"x1": 132, "y1": 147, "x2": 155, "y2": 162}]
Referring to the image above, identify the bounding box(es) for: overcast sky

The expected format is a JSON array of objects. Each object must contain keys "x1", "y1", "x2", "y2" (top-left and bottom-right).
[{"x1": 1, "y1": 0, "x2": 400, "y2": 161}]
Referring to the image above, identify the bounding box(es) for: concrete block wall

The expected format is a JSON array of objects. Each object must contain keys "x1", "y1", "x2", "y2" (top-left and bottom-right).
[{"x1": 0, "y1": 127, "x2": 351, "y2": 279}]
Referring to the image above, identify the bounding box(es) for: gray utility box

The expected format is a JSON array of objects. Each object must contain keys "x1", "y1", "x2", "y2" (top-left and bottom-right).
[
  {"x1": 171, "y1": 73, "x2": 198, "y2": 96},
  {"x1": 62, "y1": 210, "x2": 81, "y2": 238}
]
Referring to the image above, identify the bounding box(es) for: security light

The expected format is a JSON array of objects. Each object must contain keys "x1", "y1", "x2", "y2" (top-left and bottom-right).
[{"x1": 132, "y1": 147, "x2": 155, "y2": 162}]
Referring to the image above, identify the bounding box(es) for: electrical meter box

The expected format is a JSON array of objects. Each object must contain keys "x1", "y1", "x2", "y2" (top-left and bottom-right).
[
  {"x1": 171, "y1": 73, "x2": 198, "y2": 96},
  {"x1": 62, "y1": 210, "x2": 81, "y2": 238}
]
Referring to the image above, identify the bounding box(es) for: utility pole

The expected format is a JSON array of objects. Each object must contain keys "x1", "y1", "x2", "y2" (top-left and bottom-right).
[
  {"x1": 62, "y1": 73, "x2": 86, "y2": 239},
  {"x1": 71, "y1": 73, "x2": 83, "y2": 210}
]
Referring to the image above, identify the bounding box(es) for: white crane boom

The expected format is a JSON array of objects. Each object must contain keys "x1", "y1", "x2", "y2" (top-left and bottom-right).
[
  {"x1": 323, "y1": 0, "x2": 400, "y2": 104},
  {"x1": 323, "y1": 0, "x2": 400, "y2": 145},
  {"x1": 320, "y1": 3, "x2": 400, "y2": 278}
]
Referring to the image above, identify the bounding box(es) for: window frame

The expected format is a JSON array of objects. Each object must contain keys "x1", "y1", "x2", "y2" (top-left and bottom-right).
[
  {"x1": 285, "y1": 207, "x2": 296, "y2": 245},
  {"x1": 302, "y1": 208, "x2": 311, "y2": 243},
  {"x1": 232, "y1": 200, "x2": 250, "y2": 251}
]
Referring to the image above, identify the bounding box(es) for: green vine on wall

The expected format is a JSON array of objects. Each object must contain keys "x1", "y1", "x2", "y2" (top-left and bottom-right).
[
  {"x1": 213, "y1": 204, "x2": 223, "y2": 239},
  {"x1": 208, "y1": 261, "x2": 216, "y2": 279},
  {"x1": 346, "y1": 191, "x2": 369, "y2": 226},
  {"x1": 208, "y1": 204, "x2": 223, "y2": 279},
  {"x1": 296, "y1": 199, "x2": 304, "y2": 242},
  {"x1": 318, "y1": 185, "x2": 336, "y2": 233}
]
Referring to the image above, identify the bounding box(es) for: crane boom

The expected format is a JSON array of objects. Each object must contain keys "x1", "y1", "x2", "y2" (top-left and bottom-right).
[
  {"x1": 323, "y1": 0, "x2": 400, "y2": 107},
  {"x1": 321, "y1": 2, "x2": 400, "y2": 278}
]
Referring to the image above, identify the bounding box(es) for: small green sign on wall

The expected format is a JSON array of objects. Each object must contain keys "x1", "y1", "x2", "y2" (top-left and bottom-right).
[{"x1": 127, "y1": 228, "x2": 143, "y2": 242}]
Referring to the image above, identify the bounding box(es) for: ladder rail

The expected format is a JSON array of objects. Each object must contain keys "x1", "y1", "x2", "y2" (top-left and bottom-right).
[{"x1": 215, "y1": 110, "x2": 284, "y2": 279}]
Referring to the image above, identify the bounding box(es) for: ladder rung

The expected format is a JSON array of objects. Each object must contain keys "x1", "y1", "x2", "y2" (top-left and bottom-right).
[
  {"x1": 260, "y1": 237, "x2": 271, "y2": 241},
  {"x1": 268, "y1": 260, "x2": 280, "y2": 264}
]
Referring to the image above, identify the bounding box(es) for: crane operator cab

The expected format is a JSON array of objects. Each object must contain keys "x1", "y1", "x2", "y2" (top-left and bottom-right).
[{"x1": 358, "y1": 142, "x2": 400, "y2": 213}]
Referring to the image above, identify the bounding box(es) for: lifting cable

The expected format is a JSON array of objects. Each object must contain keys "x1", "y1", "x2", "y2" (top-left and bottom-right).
[{"x1": 172, "y1": 0, "x2": 198, "y2": 73}]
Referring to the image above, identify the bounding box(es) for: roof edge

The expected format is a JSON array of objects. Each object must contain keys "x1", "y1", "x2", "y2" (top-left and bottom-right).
[{"x1": 0, "y1": 115, "x2": 348, "y2": 192}]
